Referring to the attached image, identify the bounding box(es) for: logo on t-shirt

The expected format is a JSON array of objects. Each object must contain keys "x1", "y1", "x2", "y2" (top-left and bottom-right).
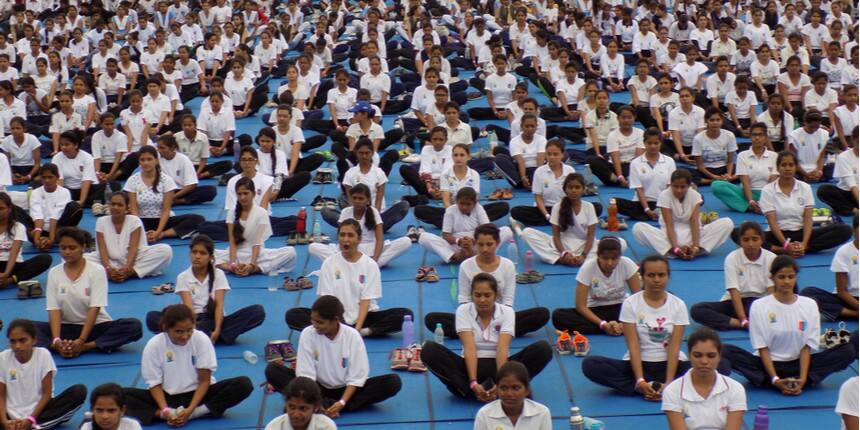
[
  {"x1": 8, "y1": 369, "x2": 16, "y2": 381},
  {"x1": 358, "y1": 274, "x2": 365, "y2": 284},
  {"x1": 166, "y1": 351, "x2": 174, "y2": 362},
  {"x1": 851, "y1": 256, "x2": 857, "y2": 265},
  {"x1": 768, "y1": 311, "x2": 777, "y2": 323},
  {"x1": 798, "y1": 320, "x2": 807, "y2": 332},
  {"x1": 334, "y1": 270, "x2": 341, "y2": 280},
  {"x1": 341, "y1": 357, "x2": 349, "y2": 368}
]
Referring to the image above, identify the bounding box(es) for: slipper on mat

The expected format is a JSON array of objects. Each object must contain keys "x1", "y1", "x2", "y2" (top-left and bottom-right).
[{"x1": 151, "y1": 283, "x2": 175, "y2": 295}]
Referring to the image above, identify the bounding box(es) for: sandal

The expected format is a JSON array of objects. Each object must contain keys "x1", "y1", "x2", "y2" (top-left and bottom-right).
[
  {"x1": 526, "y1": 270, "x2": 544, "y2": 283},
  {"x1": 296, "y1": 232, "x2": 310, "y2": 245},
  {"x1": 488, "y1": 189, "x2": 505, "y2": 200},
  {"x1": 424, "y1": 267, "x2": 440, "y2": 283},
  {"x1": 283, "y1": 277, "x2": 300, "y2": 291},
  {"x1": 500, "y1": 188, "x2": 514, "y2": 200},
  {"x1": 297, "y1": 276, "x2": 313, "y2": 289},
  {"x1": 17, "y1": 282, "x2": 29, "y2": 299},
  {"x1": 26, "y1": 281, "x2": 43, "y2": 298},
  {"x1": 287, "y1": 233, "x2": 298, "y2": 245},
  {"x1": 151, "y1": 283, "x2": 175, "y2": 295},
  {"x1": 516, "y1": 272, "x2": 532, "y2": 284},
  {"x1": 415, "y1": 266, "x2": 428, "y2": 282}
]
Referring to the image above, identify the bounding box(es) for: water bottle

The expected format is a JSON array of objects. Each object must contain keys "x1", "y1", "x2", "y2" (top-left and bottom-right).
[
  {"x1": 488, "y1": 130, "x2": 498, "y2": 151},
  {"x1": 506, "y1": 239, "x2": 519, "y2": 268},
  {"x1": 232, "y1": 138, "x2": 241, "y2": 163},
  {"x1": 583, "y1": 164, "x2": 594, "y2": 185},
  {"x1": 312, "y1": 219, "x2": 321, "y2": 243},
  {"x1": 583, "y1": 417, "x2": 604, "y2": 430},
  {"x1": 26, "y1": 186, "x2": 32, "y2": 202},
  {"x1": 569, "y1": 407, "x2": 584, "y2": 430},
  {"x1": 402, "y1": 315, "x2": 414, "y2": 347},
  {"x1": 524, "y1": 250, "x2": 534, "y2": 272},
  {"x1": 243, "y1": 350, "x2": 259, "y2": 364},
  {"x1": 296, "y1": 207, "x2": 307, "y2": 233},
  {"x1": 433, "y1": 323, "x2": 445, "y2": 345},
  {"x1": 607, "y1": 198, "x2": 619, "y2": 232},
  {"x1": 103, "y1": 183, "x2": 112, "y2": 204},
  {"x1": 753, "y1": 405, "x2": 768, "y2": 430},
  {"x1": 267, "y1": 270, "x2": 279, "y2": 292}
]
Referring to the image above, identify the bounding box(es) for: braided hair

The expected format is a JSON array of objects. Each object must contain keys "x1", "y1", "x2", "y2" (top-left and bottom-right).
[
  {"x1": 557, "y1": 173, "x2": 586, "y2": 231},
  {"x1": 190, "y1": 234, "x2": 218, "y2": 318},
  {"x1": 257, "y1": 127, "x2": 278, "y2": 176},
  {"x1": 348, "y1": 183, "x2": 377, "y2": 232}
]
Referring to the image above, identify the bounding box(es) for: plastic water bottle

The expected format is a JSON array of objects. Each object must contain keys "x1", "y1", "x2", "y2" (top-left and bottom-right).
[
  {"x1": 583, "y1": 164, "x2": 594, "y2": 185},
  {"x1": 312, "y1": 219, "x2": 322, "y2": 243},
  {"x1": 583, "y1": 417, "x2": 604, "y2": 430},
  {"x1": 488, "y1": 130, "x2": 498, "y2": 151},
  {"x1": 103, "y1": 184, "x2": 112, "y2": 204},
  {"x1": 434, "y1": 323, "x2": 445, "y2": 345},
  {"x1": 243, "y1": 350, "x2": 259, "y2": 364},
  {"x1": 402, "y1": 315, "x2": 414, "y2": 347},
  {"x1": 506, "y1": 239, "x2": 519, "y2": 268},
  {"x1": 267, "y1": 270, "x2": 279, "y2": 292},
  {"x1": 569, "y1": 407, "x2": 584, "y2": 430},
  {"x1": 753, "y1": 405, "x2": 768, "y2": 430},
  {"x1": 524, "y1": 250, "x2": 534, "y2": 272},
  {"x1": 232, "y1": 138, "x2": 241, "y2": 163},
  {"x1": 296, "y1": 207, "x2": 307, "y2": 233},
  {"x1": 607, "y1": 198, "x2": 619, "y2": 232},
  {"x1": 26, "y1": 186, "x2": 32, "y2": 202}
]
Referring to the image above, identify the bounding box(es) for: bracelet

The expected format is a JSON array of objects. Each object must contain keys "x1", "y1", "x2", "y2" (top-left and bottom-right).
[
  {"x1": 52, "y1": 337, "x2": 61, "y2": 346},
  {"x1": 783, "y1": 239, "x2": 791, "y2": 251},
  {"x1": 25, "y1": 416, "x2": 37, "y2": 426},
  {"x1": 617, "y1": 175, "x2": 625, "y2": 181},
  {"x1": 635, "y1": 377, "x2": 646, "y2": 387},
  {"x1": 32, "y1": 228, "x2": 42, "y2": 234},
  {"x1": 469, "y1": 380, "x2": 479, "y2": 389},
  {"x1": 771, "y1": 375, "x2": 780, "y2": 385},
  {"x1": 748, "y1": 199, "x2": 755, "y2": 205},
  {"x1": 337, "y1": 399, "x2": 346, "y2": 407},
  {"x1": 544, "y1": 213, "x2": 551, "y2": 220},
  {"x1": 672, "y1": 247, "x2": 681, "y2": 255},
  {"x1": 741, "y1": 318, "x2": 749, "y2": 327},
  {"x1": 599, "y1": 320, "x2": 607, "y2": 329},
  {"x1": 160, "y1": 407, "x2": 171, "y2": 418}
]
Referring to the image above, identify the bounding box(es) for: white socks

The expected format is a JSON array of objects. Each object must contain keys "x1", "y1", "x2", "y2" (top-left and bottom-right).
[{"x1": 189, "y1": 405, "x2": 211, "y2": 420}]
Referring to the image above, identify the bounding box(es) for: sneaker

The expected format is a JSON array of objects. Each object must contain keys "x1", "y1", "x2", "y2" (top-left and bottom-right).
[
  {"x1": 417, "y1": 225, "x2": 425, "y2": 237},
  {"x1": 407, "y1": 345, "x2": 427, "y2": 372},
  {"x1": 821, "y1": 328, "x2": 839, "y2": 349},
  {"x1": 265, "y1": 340, "x2": 296, "y2": 363},
  {"x1": 24, "y1": 280, "x2": 42, "y2": 298},
  {"x1": 509, "y1": 216, "x2": 524, "y2": 237},
  {"x1": 556, "y1": 330, "x2": 573, "y2": 355},
  {"x1": 407, "y1": 225, "x2": 420, "y2": 242},
  {"x1": 572, "y1": 331, "x2": 590, "y2": 356},
  {"x1": 311, "y1": 196, "x2": 326, "y2": 211},
  {"x1": 402, "y1": 153, "x2": 421, "y2": 164},
  {"x1": 390, "y1": 347, "x2": 409, "y2": 370},
  {"x1": 272, "y1": 174, "x2": 285, "y2": 193},
  {"x1": 584, "y1": 183, "x2": 598, "y2": 196},
  {"x1": 91, "y1": 202, "x2": 105, "y2": 216},
  {"x1": 312, "y1": 171, "x2": 326, "y2": 184}
]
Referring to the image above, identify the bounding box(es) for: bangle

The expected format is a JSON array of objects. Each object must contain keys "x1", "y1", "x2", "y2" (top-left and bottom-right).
[
  {"x1": 25, "y1": 416, "x2": 37, "y2": 426},
  {"x1": 748, "y1": 199, "x2": 755, "y2": 205},
  {"x1": 469, "y1": 380, "x2": 479, "y2": 389},
  {"x1": 617, "y1": 175, "x2": 625, "y2": 180},
  {"x1": 672, "y1": 247, "x2": 681, "y2": 255},
  {"x1": 160, "y1": 407, "x2": 171, "y2": 418},
  {"x1": 783, "y1": 239, "x2": 791, "y2": 251},
  {"x1": 771, "y1": 375, "x2": 780, "y2": 385},
  {"x1": 741, "y1": 318, "x2": 749, "y2": 327},
  {"x1": 599, "y1": 320, "x2": 607, "y2": 329},
  {"x1": 33, "y1": 228, "x2": 42, "y2": 234},
  {"x1": 635, "y1": 377, "x2": 646, "y2": 387},
  {"x1": 544, "y1": 213, "x2": 551, "y2": 220},
  {"x1": 52, "y1": 337, "x2": 61, "y2": 346},
  {"x1": 337, "y1": 399, "x2": 346, "y2": 407}
]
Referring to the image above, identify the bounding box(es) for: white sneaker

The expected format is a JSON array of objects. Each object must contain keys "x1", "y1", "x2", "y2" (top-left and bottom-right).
[{"x1": 402, "y1": 154, "x2": 421, "y2": 164}]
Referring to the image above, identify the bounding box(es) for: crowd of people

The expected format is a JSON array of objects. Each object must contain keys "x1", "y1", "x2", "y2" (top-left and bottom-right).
[{"x1": 0, "y1": 0, "x2": 858, "y2": 428}]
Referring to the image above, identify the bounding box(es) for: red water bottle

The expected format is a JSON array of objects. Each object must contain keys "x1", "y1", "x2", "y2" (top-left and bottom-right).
[{"x1": 296, "y1": 207, "x2": 307, "y2": 233}]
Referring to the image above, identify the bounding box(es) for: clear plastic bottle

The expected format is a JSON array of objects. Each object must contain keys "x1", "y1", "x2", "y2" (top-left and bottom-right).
[
  {"x1": 488, "y1": 130, "x2": 498, "y2": 151},
  {"x1": 434, "y1": 323, "x2": 445, "y2": 345},
  {"x1": 232, "y1": 138, "x2": 241, "y2": 163},
  {"x1": 312, "y1": 219, "x2": 322, "y2": 243},
  {"x1": 402, "y1": 315, "x2": 414, "y2": 347},
  {"x1": 569, "y1": 407, "x2": 584, "y2": 430},
  {"x1": 524, "y1": 250, "x2": 534, "y2": 272},
  {"x1": 243, "y1": 350, "x2": 258, "y2": 364},
  {"x1": 583, "y1": 416, "x2": 605, "y2": 430},
  {"x1": 506, "y1": 239, "x2": 519, "y2": 268},
  {"x1": 583, "y1": 164, "x2": 594, "y2": 185}
]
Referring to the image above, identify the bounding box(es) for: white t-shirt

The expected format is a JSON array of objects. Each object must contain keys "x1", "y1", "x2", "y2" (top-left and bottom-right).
[
  {"x1": 456, "y1": 302, "x2": 516, "y2": 358},
  {"x1": 265, "y1": 414, "x2": 336, "y2": 430},
  {"x1": 197, "y1": 107, "x2": 236, "y2": 143},
  {"x1": 29, "y1": 186, "x2": 72, "y2": 230},
  {"x1": 325, "y1": 87, "x2": 358, "y2": 120},
  {"x1": 442, "y1": 203, "x2": 490, "y2": 237},
  {"x1": 224, "y1": 75, "x2": 255, "y2": 106},
  {"x1": 81, "y1": 417, "x2": 142, "y2": 430},
  {"x1": 668, "y1": 105, "x2": 706, "y2": 147},
  {"x1": 509, "y1": 133, "x2": 547, "y2": 168},
  {"x1": 657, "y1": 188, "x2": 703, "y2": 230},
  {"x1": 550, "y1": 199, "x2": 598, "y2": 242},
  {"x1": 705, "y1": 73, "x2": 736, "y2": 102},
  {"x1": 257, "y1": 149, "x2": 289, "y2": 177},
  {"x1": 473, "y1": 398, "x2": 553, "y2": 430},
  {"x1": 619, "y1": 291, "x2": 689, "y2": 362},
  {"x1": 123, "y1": 172, "x2": 178, "y2": 218},
  {"x1": 830, "y1": 241, "x2": 859, "y2": 297},
  {"x1": 576, "y1": 256, "x2": 638, "y2": 307},
  {"x1": 274, "y1": 125, "x2": 305, "y2": 156},
  {"x1": 294, "y1": 319, "x2": 371, "y2": 394},
  {"x1": 759, "y1": 179, "x2": 814, "y2": 232},
  {"x1": 160, "y1": 153, "x2": 198, "y2": 188},
  {"x1": 141, "y1": 330, "x2": 217, "y2": 395},
  {"x1": 94, "y1": 215, "x2": 148, "y2": 264},
  {"x1": 691, "y1": 130, "x2": 738, "y2": 169},
  {"x1": 749, "y1": 294, "x2": 820, "y2": 361},
  {"x1": 91, "y1": 129, "x2": 128, "y2": 163},
  {"x1": 662, "y1": 369, "x2": 747, "y2": 430},
  {"x1": 724, "y1": 90, "x2": 758, "y2": 120},
  {"x1": 0, "y1": 348, "x2": 55, "y2": 419},
  {"x1": 439, "y1": 166, "x2": 481, "y2": 195},
  {"x1": 484, "y1": 72, "x2": 518, "y2": 108},
  {"x1": 736, "y1": 149, "x2": 777, "y2": 190},
  {"x1": 628, "y1": 154, "x2": 677, "y2": 202},
  {"x1": 834, "y1": 149, "x2": 859, "y2": 192},
  {"x1": 337, "y1": 207, "x2": 382, "y2": 246},
  {"x1": 0, "y1": 134, "x2": 40, "y2": 166},
  {"x1": 224, "y1": 173, "x2": 273, "y2": 211},
  {"x1": 833, "y1": 106, "x2": 859, "y2": 141},
  {"x1": 531, "y1": 164, "x2": 575, "y2": 207},
  {"x1": 457, "y1": 256, "x2": 517, "y2": 307},
  {"x1": 46, "y1": 261, "x2": 111, "y2": 325},
  {"x1": 756, "y1": 110, "x2": 795, "y2": 144},
  {"x1": 176, "y1": 266, "x2": 230, "y2": 314},
  {"x1": 343, "y1": 166, "x2": 388, "y2": 210},
  {"x1": 606, "y1": 128, "x2": 645, "y2": 163},
  {"x1": 836, "y1": 377, "x2": 859, "y2": 430},
  {"x1": 803, "y1": 88, "x2": 838, "y2": 112},
  {"x1": 317, "y1": 253, "x2": 381, "y2": 325},
  {"x1": 52, "y1": 150, "x2": 98, "y2": 190},
  {"x1": 418, "y1": 145, "x2": 452, "y2": 179},
  {"x1": 721, "y1": 248, "x2": 776, "y2": 300}
]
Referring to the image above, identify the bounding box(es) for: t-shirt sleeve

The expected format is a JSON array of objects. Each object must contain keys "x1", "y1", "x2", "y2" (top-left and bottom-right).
[
  {"x1": 141, "y1": 340, "x2": 165, "y2": 388},
  {"x1": 619, "y1": 296, "x2": 636, "y2": 323},
  {"x1": 660, "y1": 380, "x2": 683, "y2": 412},
  {"x1": 748, "y1": 301, "x2": 768, "y2": 350},
  {"x1": 360, "y1": 261, "x2": 382, "y2": 301},
  {"x1": 345, "y1": 334, "x2": 369, "y2": 387},
  {"x1": 671, "y1": 296, "x2": 690, "y2": 325},
  {"x1": 88, "y1": 265, "x2": 109, "y2": 308},
  {"x1": 727, "y1": 380, "x2": 747, "y2": 412},
  {"x1": 193, "y1": 333, "x2": 218, "y2": 371},
  {"x1": 295, "y1": 330, "x2": 317, "y2": 381},
  {"x1": 835, "y1": 378, "x2": 859, "y2": 418}
]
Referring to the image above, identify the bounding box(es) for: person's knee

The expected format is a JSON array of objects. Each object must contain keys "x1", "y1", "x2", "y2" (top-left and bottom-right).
[
  {"x1": 67, "y1": 384, "x2": 88, "y2": 402},
  {"x1": 232, "y1": 376, "x2": 254, "y2": 398}
]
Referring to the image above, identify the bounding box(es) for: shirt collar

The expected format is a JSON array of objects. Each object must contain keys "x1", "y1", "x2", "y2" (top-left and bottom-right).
[
  {"x1": 680, "y1": 370, "x2": 730, "y2": 402},
  {"x1": 468, "y1": 303, "x2": 503, "y2": 323},
  {"x1": 740, "y1": 249, "x2": 766, "y2": 266},
  {"x1": 485, "y1": 399, "x2": 542, "y2": 419}
]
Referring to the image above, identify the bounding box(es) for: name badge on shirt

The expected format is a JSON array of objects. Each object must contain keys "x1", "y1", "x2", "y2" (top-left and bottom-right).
[
  {"x1": 768, "y1": 312, "x2": 777, "y2": 323},
  {"x1": 59, "y1": 285, "x2": 69, "y2": 295},
  {"x1": 166, "y1": 351, "x2": 174, "y2": 362},
  {"x1": 176, "y1": 169, "x2": 181, "y2": 177},
  {"x1": 358, "y1": 274, "x2": 365, "y2": 284},
  {"x1": 8, "y1": 369, "x2": 17, "y2": 381}
]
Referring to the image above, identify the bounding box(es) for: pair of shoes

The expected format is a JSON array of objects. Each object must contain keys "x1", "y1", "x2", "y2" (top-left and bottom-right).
[
  {"x1": 572, "y1": 331, "x2": 590, "y2": 356},
  {"x1": 397, "y1": 146, "x2": 413, "y2": 159},
  {"x1": 389, "y1": 344, "x2": 427, "y2": 372},
  {"x1": 288, "y1": 232, "x2": 310, "y2": 245},
  {"x1": 599, "y1": 217, "x2": 629, "y2": 230},
  {"x1": 312, "y1": 168, "x2": 334, "y2": 184},
  {"x1": 488, "y1": 188, "x2": 513, "y2": 200},
  {"x1": 415, "y1": 266, "x2": 439, "y2": 282},
  {"x1": 699, "y1": 211, "x2": 718, "y2": 225},
  {"x1": 515, "y1": 270, "x2": 544, "y2": 284},
  {"x1": 467, "y1": 91, "x2": 483, "y2": 100},
  {"x1": 265, "y1": 340, "x2": 297, "y2": 363},
  {"x1": 150, "y1": 282, "x2": 175, "y2": 295},
  {"x1": 483, "y1": 169, "x2": 504, "y2": 180},
  {"x1": 311, "y1": 196, "x2": 338, "y2": 211},
  {"x1": 556, "y1": 330, "x2": 573, "y2": 355},
  {"x1": 17, "y1": 280, "x2": 41, "y2": 299},
  {"x1": 509, "y1": 216, "x2": 524, "y2": 236},
  {"x1": 402, "y1": 195, "x2": 429, "y2": 207},
  {"x1": 821, "y1": 322, "x2": 852, "y2": 349},
  {"x1": 584, "y1": 183, "x2": 598, "y2": 196},
  {"x1": 406, "y1": 225, "x2": 424, "y2": 242}
]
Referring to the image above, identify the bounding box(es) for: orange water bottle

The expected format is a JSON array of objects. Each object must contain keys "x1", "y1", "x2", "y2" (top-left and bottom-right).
[
  {"x1": 607, "y1": 198, "x2": 619, "y2": 232},
  {"x1": 296, "y1": 207, "x2": 307, "y2": 233}
]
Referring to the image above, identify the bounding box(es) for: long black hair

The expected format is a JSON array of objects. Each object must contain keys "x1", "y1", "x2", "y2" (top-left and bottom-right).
[
  {"x1": 557, "y1": 173, "x2": 586, "y2": 231},
  {"x1": 138, "y1": 145, "x2": 162, "y2": 194},
  {"x1": 191, "y1": 234, "x2": 218, "y2": 318},
  {"x1": 232, "y1": 177, "x2": 255, "y2": 246},
  {"x1": 0, "y1": 192, "x2": 16, "y2": 238},
  {"x1": 348, "y1": 184, "x2": 377, "y2": 231}
]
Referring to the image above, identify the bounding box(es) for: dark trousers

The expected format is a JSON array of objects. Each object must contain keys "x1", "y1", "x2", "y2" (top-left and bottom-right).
[
  {"x1": 34, "y1": 319, "x2": 143, "y2": 352},
  {"x1": 100, "y1": 153, "x2": 140, "y2": 181},
  {"x1": 175, "y1": 185, "x2": 218, "y2": 205},
  {"x1": 730, "y1": 226, "x2": 853, "y2": 254},
  {"x1": 146, "y1": 305, "x2": 266, "y2": 345},
  {"x1": 424, "y1": 307, "x2": 550, "y2": 338},
  {"x1": 540, "y1": 104, "x2": 579, "y2": 122},
  {"x1": 587, "y1": 156, "x2": 630, "y2": 187},
  {"x1": 274, "y1": 171, "x2": 311, "y2": 200},
  {"x1": 264, "y1": 364, "x2": 402, "y2": 411},
  {"x1": 494, "y1": 155, "x2": 535, "y2": 189},
  {"x1": 414, "y1": 202, "x2": 509, "y2": 228},
  {"x1": 334, "y1": 150, "x2": 399, "y2": 183},
  {"x1": 800, "y1": 287, "x2": 858, "y2": 322},
  {"x1": 0, "y1": 255, "x2": 52, "y2": 284},
  {"x1": 285, "y1": 307, "x2": 414, "y2": 337},
  {"x1": 17, "y1": 201, "x2": 83, "y2": 237},
  {"x1": 817, "y1": 185, "x2": 858, "y2": 216},
  {"x1": 722, "y1": 343, "x2": 856, "y2": 387},
  {"x1": 690, "y1": 297, "x2": 758, "y2": 331},
  {"x1": 69, "y1": 182, "x2": 121, "y2": 207},
  {"x1": 141, "y1": 215, "x2": 206, "y2": 238},
  {"x1": 195, "y1": 215, "x2": 297, "y2": 241},
  {"x1": 582, "y1": 356, "x2": 731, "y2": 396},
  {"x1": 511, "y1": 202, "x2": 604, "y2": 226},
  {"x1": 27, "y1": 384, "x2": 87, "y2": 430},
  {"x1": 399, "y1": 164, "x2": 431, "y2": 196},
  {"x1": 321, "y1": 201, "x2": 410, "y2": 233},
  {"x1": 615, "y1": 199, "x2": 657, "y2": 221},
  {"x1": 123, "y1": 377, "x2": 253, "y2": 425},
  {"x1": 420, "y1": 340, "x2": 553, "y2": 399},
  {"x1": 199, "y1": 161, "x2": 234, "y2": 178},
  {"x1": 551, "y1": 303, "x2": 622, "y2": 334}
]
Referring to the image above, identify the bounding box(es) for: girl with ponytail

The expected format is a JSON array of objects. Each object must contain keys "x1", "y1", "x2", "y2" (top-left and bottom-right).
[
  {"x1": 145, "y1": 234, "x2": 266, "y2": 345},
  {"x1": 214, "y1": 177, "x2": 297, "y2": 277},
  {"x1": 256, "y1": 127, "x2": 313, "y2": 200}
]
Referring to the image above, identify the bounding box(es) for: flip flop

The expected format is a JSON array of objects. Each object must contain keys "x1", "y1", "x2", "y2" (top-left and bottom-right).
[
  {"x1": 151, "y1": 283, "x2": 175, "y2": 295},
  {"x1": 297, "y1": 276, "x2": 313, "y2": 289},
  {"x1": 501, "y1": 188, "x2": 514, "y2": 200},
  {"x1": 488, "y1": 189, "x2": 504, "y2": 200},
  {"x1": 283, "y1": 277, "x2": 300, "y2": 291}
]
